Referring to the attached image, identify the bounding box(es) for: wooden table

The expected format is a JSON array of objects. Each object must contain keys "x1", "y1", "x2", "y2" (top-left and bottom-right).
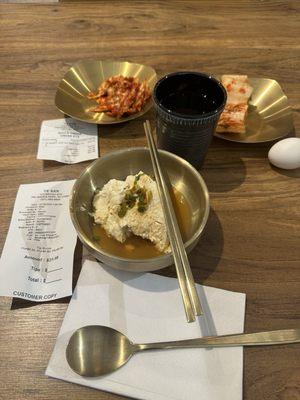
[{"x1": 0, "y1": 1, "x2": 299, "y2": 399}]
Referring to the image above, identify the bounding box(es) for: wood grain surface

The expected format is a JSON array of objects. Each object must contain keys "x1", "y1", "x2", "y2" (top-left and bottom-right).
[{"x1": 0, "y1": 1, "x2": 299, "y2": 399}]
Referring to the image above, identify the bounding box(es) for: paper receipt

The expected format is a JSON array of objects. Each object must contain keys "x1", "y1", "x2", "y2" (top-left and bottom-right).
[
  {"x1": 37, "y1": 118, "x2": 98, "y2": 164},
  {"x1": 0, "y1": 180, "x2": 77, "y2": 302}
]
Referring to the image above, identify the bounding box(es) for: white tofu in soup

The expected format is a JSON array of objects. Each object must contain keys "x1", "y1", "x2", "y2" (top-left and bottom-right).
[{"x1": 93, "y1": 172, "x2": 170, "y2": 253}]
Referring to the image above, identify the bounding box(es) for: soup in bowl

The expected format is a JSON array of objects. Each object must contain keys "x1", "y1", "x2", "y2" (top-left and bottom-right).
[{"x1": 70, "y1": 147, "x2": 209, "y2": 272}]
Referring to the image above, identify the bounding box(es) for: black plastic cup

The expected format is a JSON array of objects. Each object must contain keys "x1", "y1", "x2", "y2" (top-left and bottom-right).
[{"x1": 153, "y1": 71, "x2": 227, "y2": 169}]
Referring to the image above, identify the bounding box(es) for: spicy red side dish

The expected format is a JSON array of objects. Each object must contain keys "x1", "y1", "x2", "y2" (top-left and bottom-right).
[{"x1": 88, "y1": 75, "x2": 151, "y2": 118}]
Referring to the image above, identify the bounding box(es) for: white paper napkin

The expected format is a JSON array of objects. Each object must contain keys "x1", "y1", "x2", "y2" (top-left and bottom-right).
[{"x1": 46, "y1": 256, "x2": 246, "y2": 400}]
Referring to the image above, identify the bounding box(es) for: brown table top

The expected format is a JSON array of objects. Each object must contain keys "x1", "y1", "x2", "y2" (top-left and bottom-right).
[{"x1": 0, "y1": 1, "x2": 299, "y2": 399}]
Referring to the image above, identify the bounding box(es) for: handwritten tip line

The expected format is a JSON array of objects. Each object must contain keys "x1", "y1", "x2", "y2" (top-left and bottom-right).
[{"x1": 47, "y1": 268, "x2": 63, "y2": 273}]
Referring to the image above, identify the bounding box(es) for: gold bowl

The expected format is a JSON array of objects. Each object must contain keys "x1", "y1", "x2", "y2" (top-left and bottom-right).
[
  {"x1": 69, "y1": 148, "x2": 210, "y2": 272},
  {"x1": 214, "y1": 78, "x2": 294, "y2": 143},
  {"x1": 55, "y1": 60, "x2": 157, "y2": 124}
]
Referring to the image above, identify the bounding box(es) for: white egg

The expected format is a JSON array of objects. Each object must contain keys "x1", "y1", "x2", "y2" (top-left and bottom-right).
[{"x1": 268, "y1": 138, "x2": 300, "y2": 170}]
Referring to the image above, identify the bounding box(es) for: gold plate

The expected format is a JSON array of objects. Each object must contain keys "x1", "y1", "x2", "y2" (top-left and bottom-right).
[
  {"x1": 214, "y1": 78, "x2": 294, "y2": 143},
  {"x1": 55, "y1": 60, "x2": 157, "y2": 124}
]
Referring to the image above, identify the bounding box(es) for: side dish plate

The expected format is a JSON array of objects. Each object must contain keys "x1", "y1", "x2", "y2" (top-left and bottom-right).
[
  {"x1": 214, "y1": 78, "x2": 294, "y2": 143},
  {"x1": 55, "y1": 60, "x2": 157, "y2": 125}
]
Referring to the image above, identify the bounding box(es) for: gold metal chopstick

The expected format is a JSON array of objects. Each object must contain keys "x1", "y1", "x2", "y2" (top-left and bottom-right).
[
  {"x1": 144, "y1": 121, "x2": 195, "y2": 322},
  {"x1": 144, "y1": 120, "x2": 202, "y2": 315},
  {"x1": 144, "y1": 120, "x2": 203, "y2": 322}
]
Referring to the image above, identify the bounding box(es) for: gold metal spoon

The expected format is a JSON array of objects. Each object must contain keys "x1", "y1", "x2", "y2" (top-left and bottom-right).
[{"x1": 66, "y1": 325, "x2": 300, "y2": 377}]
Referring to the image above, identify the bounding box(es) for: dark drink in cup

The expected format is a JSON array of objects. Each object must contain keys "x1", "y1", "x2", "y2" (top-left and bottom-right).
[{"x1": 153, "y1": 72, "x2": 227, "y2": 169}]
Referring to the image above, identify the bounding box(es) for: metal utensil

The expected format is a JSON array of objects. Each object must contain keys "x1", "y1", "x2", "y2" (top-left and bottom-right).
[
  {"x1": 144, "y1": 120, "x2": 202, "y2": 323},
  {"x1": 66, "y1": 325, "x2": 300, "y2": 377}
]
